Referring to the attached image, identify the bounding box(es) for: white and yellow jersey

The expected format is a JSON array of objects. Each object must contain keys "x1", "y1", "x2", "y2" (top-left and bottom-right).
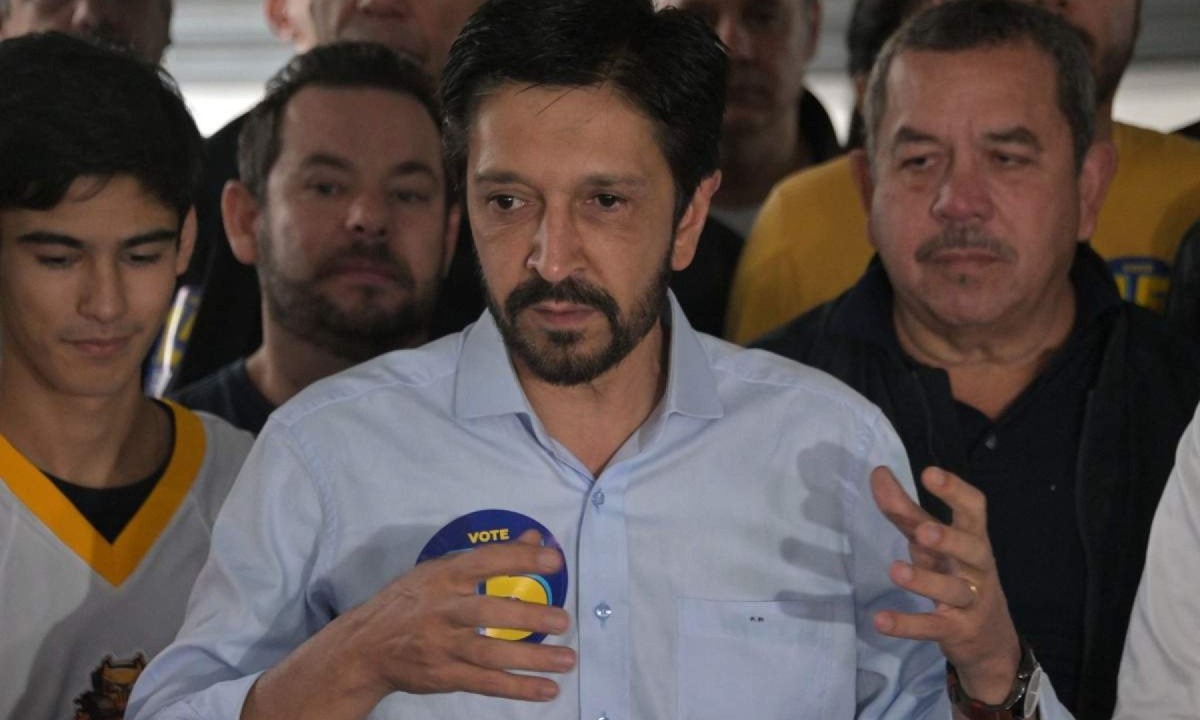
[{"x1": 0, "y1": 402, "x2": 252, "y2": 720}]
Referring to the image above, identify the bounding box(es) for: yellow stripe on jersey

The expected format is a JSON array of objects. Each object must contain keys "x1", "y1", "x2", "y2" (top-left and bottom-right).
[{"x1": 0, "y1": 401, "x2": 207, "y2": 586}]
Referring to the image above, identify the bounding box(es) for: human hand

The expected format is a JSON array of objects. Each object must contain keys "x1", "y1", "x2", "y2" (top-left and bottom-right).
[
  {"x1": 870, "y1": 466, "x2": 1021, "y2": 704},
  {"x1": 341, "y1": 529, "x2": 576, "y2": 702}
]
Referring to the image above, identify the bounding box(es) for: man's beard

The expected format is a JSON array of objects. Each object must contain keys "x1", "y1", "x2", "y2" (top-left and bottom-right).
[
  {"x1": 486, "y1": 251, "x2": 673, "y2": 387},
  {"x1": 259, "y1": 232, "x2": 438, "y2": 364}
]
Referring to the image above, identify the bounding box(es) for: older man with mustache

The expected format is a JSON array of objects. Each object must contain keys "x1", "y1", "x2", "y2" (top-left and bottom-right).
[{"x1": 756, "y1": 1, "x2": 1200, "y2": 717}]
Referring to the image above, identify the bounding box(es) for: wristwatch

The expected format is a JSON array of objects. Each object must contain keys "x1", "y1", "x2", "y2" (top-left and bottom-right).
[{"x1": 946, "y1": 639, "x2": 1044, "y2": 720}]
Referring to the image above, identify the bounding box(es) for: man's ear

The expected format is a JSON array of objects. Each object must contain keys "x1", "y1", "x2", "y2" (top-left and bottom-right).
[
  {"x1": 848, "y1": 148, "x2": 884, "y2": 252},
  {"x1": 848, "y1": 148, "x2": 874, "y2": 213},
  {"x1": 441, "y1": 203, "x2": 462, "y2": 277},
  {"x1": 175, "y1": 207, "x2": 197, "y2": 276},
  {"x1": 264, "y1": 0, "x2": 296, "y2": 43},
  {"x1": 1076, "y1": 139, "x2": 1117, "y2": 242},
  {"x1": 670, "y1": 171, "x2": 722, "y2": 272},
  {"x1": 221, "y1": 180, "x2": 262, "y2": 266}
]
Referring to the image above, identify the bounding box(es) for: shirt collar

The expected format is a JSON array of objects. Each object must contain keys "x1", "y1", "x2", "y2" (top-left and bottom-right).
[{"x1": 453, "y1": 292, "x2": 723, "y2": 422}]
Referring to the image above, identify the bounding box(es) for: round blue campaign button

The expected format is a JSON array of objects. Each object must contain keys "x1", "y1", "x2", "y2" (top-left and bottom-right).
[{"x1": 417, "y1": 509, "x2": 568, "y2": 643}]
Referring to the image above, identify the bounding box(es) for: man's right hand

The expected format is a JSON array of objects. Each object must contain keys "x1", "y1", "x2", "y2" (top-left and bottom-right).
[{"x1": 241, "y1": 530, "x2": 576, "y2": 720}]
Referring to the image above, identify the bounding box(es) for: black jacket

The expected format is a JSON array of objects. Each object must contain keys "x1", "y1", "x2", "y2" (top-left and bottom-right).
[{"x1": 756, "y1": 245, "x2": 1200, "y2": 719}]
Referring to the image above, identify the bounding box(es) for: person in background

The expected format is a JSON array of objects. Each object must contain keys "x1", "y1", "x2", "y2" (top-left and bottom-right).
[
  {"x1": 171, "y1": 43, "x2": 458, "y2": 434},
  {"x1": 0, "y1": 0, "x2": 172, "y2": 62},
  {"x1": 844, "y1": 0, "x2": 927, "y2": 149},
  {"x1": 1114, "y1": 402, "x2": 1200, "y2": 717},
  {"x1": 265, "y1": 0, "x2": 317, "y2": 51},
  {"x1": 652, "y1": 0, "x2": 840, "y2": 336},
  {"x1": 0, "y1": 33, "x2": 252, "y2": 718},
  {"x1": 755, "y1": 1, "x2": 1200, "y2": 715},
  {"x1": 129, "y1": 1, "x2": 1072, "y2": 718},
  {"x1": 727, "y1": 0, "x2": 1200, "y2": 343},
  {"x1": 152, "y1": 0, "x2": 483, "y2": 394}
]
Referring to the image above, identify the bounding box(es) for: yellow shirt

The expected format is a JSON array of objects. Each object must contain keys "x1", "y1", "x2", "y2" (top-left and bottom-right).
[{"x1": 727, "y1": 122, "x2": 1200, "y2": 344}]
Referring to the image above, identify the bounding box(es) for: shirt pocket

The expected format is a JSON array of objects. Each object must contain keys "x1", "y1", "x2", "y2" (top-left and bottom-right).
[{"x1": 677, "y1": 597, "x2": 842, "y2": 719}]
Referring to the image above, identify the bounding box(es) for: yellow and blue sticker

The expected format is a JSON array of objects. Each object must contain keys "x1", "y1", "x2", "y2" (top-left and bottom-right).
[
  {"x1": 417, "y1": 509, "x2": 567, "y2": 643},
  {"x1": 1109, "y1": 256, "x2": 1171, "y2": 313}
]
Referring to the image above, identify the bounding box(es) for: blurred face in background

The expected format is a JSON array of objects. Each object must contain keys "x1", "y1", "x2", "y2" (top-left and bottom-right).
[
  {"x1": 1032, "y1": 0, "x2": 1140, "y2": 105},
  {"x1": 663, "y1": 0, "x2": 820, "y2": 138},
  {"x1": 0, "y1": 0, "x2": 172, "y2": 63},
  {"x1": 265, "y1": 0, "x2": 318, "y2": 51},
  {"x1": 309, "y1": 0, "x2": 483, "y2": 77}
]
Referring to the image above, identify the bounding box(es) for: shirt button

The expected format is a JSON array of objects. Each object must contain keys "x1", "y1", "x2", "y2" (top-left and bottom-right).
[
  {"x1": 594, "y1": 602, "x2": 613, "y2": 621},
  {"x1": 984, "y1": 434, "x2": 998, "y2": 450},
  {"x1": 597, "y1": 714, "x2": 609, "y2": 720},
  {"x1": 592, "y1": 489, "x2": 606, "y2": 508}
]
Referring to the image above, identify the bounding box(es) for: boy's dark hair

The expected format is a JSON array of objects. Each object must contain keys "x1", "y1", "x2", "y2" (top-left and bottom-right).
[
  {"x1": 238, "y1": 42, "x2": 443, "y2": 202},
  {"x1": 441, "y1": 0, "x2": 727, "y2": 222},
  {"x1": 864, "y1": 0, "x2": 1095, "y2": 171},
  {"x1": 0, "y1": 32, "x2": 202, "y2": 220}
]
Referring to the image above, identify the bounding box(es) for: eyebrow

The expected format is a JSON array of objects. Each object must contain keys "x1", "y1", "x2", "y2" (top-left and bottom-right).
[
  {"x1": 302, "y1": 153, "x2": 440, "y2": 181},
  {"x1": 16, "y1": 229, "x2": 179, "y2": 250},
  {"x1": 473, "y1": 170, "x2": 649, "y2": 190},
  {"x1": 984, "y1": 126, "x2": 1043, "y2": 151},
  {"x1": 890, "y1": 126, "x2": 940, "y2": 149}
]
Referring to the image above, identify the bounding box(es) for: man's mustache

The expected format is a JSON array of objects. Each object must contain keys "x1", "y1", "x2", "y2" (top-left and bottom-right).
[
  {"x1": 504, "y1": 275, "x2": 619, "y2": 322},
  {"x1": 915, "y1": 226, "x2": 1016, "y2": 263}
]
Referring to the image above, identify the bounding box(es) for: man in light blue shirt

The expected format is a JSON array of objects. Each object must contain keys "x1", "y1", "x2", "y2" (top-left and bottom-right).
[{"x1": 129, "y1": 0, "x2": 1069, "y2": 717}]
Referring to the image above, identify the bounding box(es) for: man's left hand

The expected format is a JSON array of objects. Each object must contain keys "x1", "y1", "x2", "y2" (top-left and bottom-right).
[{"x1": 870, "y1": 465, "x2": 1022, "y2": 705}]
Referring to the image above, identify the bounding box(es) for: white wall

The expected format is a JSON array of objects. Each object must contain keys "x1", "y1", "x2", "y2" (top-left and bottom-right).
[{"x1": 164, "y1": 0, "x2": 1200, "y2": 139}]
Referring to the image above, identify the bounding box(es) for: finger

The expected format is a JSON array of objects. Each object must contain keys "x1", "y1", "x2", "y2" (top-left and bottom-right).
[
  {"x1": 433, "y1": 663, "x2": 564, "y2": 702},
  {"x1": 870, "y1": 466, "x2": 935, "y2": 539},
  {"x1": 460, "y1": 634, "x2": 577, "y2": 675},
  {"x1": 889, "y1": 561, "x2": 977, "y2": 609},
  {"x1": 920, "y1": 467, "x2": 987, "y2": 536},
  {"x1": 450, "y1": 594, "x2": 571, "y2": 639},
  {"x1": 912, "y1": 521, "x2": 994, "y2": 571},
  {"x1": 513, "y1": 528, "x2": 545, "y2": 545},
  {"x1": 444, "y1": 537, "x2": 564, "y2": 589},
  {"x1": 909, "y1": 542, "x2": 941, "y2": 571},
  {"x1": 872, "y1": 609, "x2": 955, "y2": 642}
]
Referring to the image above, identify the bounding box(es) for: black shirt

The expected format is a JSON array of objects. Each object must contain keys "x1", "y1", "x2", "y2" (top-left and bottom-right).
[
  {"x1": 46, "y1": 401, "x2": 176, "y2": 543},
  {"x1": 170, "y1": 358, "x2": 274, "y2": 435},
  {"x1": 757, "y1": 246, "x2": 1122, "y2": 711}
]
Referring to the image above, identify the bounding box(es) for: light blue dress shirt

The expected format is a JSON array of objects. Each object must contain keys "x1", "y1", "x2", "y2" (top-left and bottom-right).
[{"x1": 129, "y1": 298, "x2": 1069, "y2": 719}]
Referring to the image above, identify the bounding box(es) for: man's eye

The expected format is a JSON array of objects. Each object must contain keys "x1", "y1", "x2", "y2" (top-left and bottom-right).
[
  {"x1": 127, "y1": 252, "x2": 164, "y2": 266},
  {"x1": 391, "y1": 189, "x2": 431, "y2": 204},
  {"x1": 993, "y1": 151, "x2": 1031, "y2": 168},
  {"x1": 594, "y1": 194, "x2": 625, "y2": 210},
  {"x1": 900, "y1": 155, "x2": 932, "y2": 170},
  {"x1": 744, "y1": 7, "x2": 780, "y2": 30},
  {"x1": 35, "y1": 255, "x2": 74, "y2": 269},
  {"x1": 310, "y1": 181, "x2": 343, "y2": 197},
  {"x1": 489, "y1": 195, "x2": 526, "y2": 211}
]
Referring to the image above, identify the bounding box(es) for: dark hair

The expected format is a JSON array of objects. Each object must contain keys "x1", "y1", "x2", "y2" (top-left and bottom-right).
[
  {"x1": 238, "y1": 42, "x2": 443, "y2": 201},
  {"x1": 846, "y1": 0, "x2": 924, "y2": 79},
  {"x1": 0, "y1": 32, "x2": 201, "y2": 220},
  {"x1": 844, "y1": 0, "x2": 926, "y2": 148},
  {"x1": 441, "y1": 0, "x2": 727, "y2": 222},
  {"x1": 864, "y1": 0, "x2": 1095, "y2": 171}
]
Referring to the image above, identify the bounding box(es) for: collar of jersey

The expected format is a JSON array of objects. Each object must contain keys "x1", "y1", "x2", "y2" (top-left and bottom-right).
[{"x1": 0, "y1": 400, "x2": 206, "y2": 586}]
